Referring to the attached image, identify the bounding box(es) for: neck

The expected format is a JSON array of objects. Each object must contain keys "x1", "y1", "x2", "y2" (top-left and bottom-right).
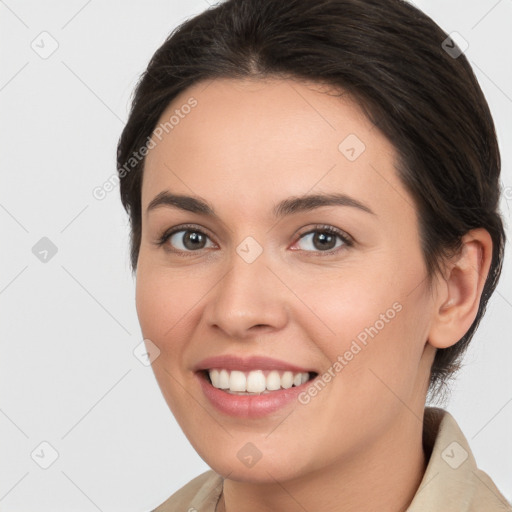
[{"x1": 220, "y1": 409, "x2": 427, "y2": 512}]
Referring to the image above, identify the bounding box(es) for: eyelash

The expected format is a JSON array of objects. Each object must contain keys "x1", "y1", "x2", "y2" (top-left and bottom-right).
[{"x1": 155, "y1": 223, "x2": 354, "y2": 257}]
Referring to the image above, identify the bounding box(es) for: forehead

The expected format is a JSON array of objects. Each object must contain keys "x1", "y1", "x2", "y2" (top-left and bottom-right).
[{"x1": 141, "y1": 77, "x2": 407, "y2": 218}]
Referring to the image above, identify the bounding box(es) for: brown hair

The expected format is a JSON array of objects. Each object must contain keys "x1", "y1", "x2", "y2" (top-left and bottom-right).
[{"x1": 116, "y1": 0, "x2": 506, "y2": 395}]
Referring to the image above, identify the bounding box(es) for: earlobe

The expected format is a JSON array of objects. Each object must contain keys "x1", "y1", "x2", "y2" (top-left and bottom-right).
[{"x1": 427, "y1": 228, "x2": 492, "y2": 350}]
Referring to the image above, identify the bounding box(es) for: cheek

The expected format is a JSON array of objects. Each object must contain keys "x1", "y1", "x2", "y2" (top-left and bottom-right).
[
  {"x1": 135, "y1": 263, "x2": 200, "y2": 354},
  {"x1": 134, "y1": 263, "x2": 202, "y2": 418},
  {"x1": 288, "y1": 264, "x2": 397, "y2": 344},
  {"x1": 135, "y1": 270, "x2": 168, "y2": 342},
  {"x1": 298, "y1": 256, "x2": 428, "y2": 391}
]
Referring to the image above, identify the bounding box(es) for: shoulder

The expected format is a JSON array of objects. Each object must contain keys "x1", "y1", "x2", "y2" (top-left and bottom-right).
[
  {"x1": 468, "y1": 466, "x2": 512, "y2": 511},
  {"x1": 408, "y1": 407, "x2": 512, "y2": 512},
  {"x1": 152, "y1": 470, "x2": 223, "y2": 512}
]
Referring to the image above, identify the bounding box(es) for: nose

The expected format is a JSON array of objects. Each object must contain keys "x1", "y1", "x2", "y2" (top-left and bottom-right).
[{"x1": 204, "y1": 246, "x2": 289, "y2": 340}]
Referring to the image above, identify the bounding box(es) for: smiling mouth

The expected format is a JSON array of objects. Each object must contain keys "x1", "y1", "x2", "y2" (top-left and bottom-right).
[{"x1": 202, "y1": 369, "x2": 318, "y2": 395}]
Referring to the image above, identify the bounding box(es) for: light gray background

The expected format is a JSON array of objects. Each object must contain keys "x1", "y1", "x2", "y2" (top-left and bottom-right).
[{"x1": 1, "y1": 1, "x2": 511, "y2": 510}]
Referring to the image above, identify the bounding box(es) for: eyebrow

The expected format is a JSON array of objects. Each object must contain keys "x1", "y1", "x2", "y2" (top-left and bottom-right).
[{"x1": 146, "y1": 191, "x2": 376, "y2": 218}]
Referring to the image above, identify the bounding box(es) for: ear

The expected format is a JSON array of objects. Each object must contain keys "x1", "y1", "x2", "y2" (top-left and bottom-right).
[{"x1": 427, "y1": 228, "x2": 493, "y2": 350}]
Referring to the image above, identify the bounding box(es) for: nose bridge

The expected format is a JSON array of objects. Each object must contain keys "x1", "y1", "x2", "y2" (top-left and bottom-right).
[{"x1": 207, "y1": 236, "x2": 288, "y2": 336}]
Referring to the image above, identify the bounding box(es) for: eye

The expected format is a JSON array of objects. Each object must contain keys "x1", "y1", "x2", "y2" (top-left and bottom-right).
[
  {"x1": 155, "y1": 223, "x2": 353, "y2": 256},
  {"x1": 292, "y1": 225, "x2": 353, "y2": 254},
  {"x1": 156, "y1": 224, "x2": 216, "y2": 253}
]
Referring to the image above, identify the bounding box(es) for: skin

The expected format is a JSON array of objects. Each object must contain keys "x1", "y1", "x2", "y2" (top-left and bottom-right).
[{"x1": 135, "y1": 77, "x2": 493, "y2": 512}]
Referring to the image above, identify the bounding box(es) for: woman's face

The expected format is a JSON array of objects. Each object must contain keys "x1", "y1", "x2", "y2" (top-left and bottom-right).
[{"x1": 136, "y1": 77, "x2": 438, "y2": 482}]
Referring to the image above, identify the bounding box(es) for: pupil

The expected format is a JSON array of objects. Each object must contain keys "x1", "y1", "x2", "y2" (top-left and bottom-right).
[
  {"x1": 184, "y1": 231, "x2": 205, "y2": 250},
  {"x1": 315, "y1": 232, "x2": 335, "y2": 250}
]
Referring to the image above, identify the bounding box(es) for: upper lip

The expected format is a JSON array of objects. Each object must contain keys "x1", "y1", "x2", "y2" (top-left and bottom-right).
[{"x1": 194, "y1": 355, "x2": 314, "y2": 373}]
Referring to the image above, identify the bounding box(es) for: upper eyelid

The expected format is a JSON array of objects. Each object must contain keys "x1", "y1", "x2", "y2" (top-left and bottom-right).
[{"x1": 165, "y1": 223, "x2": 216, "y2": 242}]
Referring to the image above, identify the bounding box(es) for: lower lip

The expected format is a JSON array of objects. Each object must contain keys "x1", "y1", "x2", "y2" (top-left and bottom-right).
[{"x1": 197, "y1": 372, "x2": 313, "y2": 418}]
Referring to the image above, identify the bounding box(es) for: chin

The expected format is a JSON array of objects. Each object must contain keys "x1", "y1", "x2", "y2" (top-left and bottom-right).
[
  {"x1": 207, "y1": 456, "x2": 306, "y2": 484},
  {"x1": 187, "y1": 433, "x2": 316, "y2": 484}
]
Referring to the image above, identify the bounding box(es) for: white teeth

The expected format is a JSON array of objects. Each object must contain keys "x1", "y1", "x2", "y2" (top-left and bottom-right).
[
  {"x1": 266, "y1": 370, "x2": 281, "y2": 390},
  {"x1": 229, "y1": 370, "x2": 246, "y2": 392},
  {"x1": 281, "y1": 371, "x2": 293, "y2": 389},
  {"x1": 210, "y1": 369, "x2": 220, "y2": 388},
  {"x1": 218, "y1": 369, "x2": 230, "y2": 389},
  {"x1": 207, "y1": 369, "x2": 312, "y2": 393},
  {"x1": 246, "y1": 370, "x2": 266, "y2": 392}
]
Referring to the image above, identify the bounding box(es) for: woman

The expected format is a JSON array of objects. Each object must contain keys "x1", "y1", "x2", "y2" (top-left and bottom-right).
[{"x1": 116, "y1": 0, "x2": 511, "y2": 510}]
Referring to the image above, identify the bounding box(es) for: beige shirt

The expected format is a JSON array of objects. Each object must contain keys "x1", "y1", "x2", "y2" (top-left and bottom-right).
[{"x1": 153, "y1": 407, "x2": 512, "y2": 511}]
